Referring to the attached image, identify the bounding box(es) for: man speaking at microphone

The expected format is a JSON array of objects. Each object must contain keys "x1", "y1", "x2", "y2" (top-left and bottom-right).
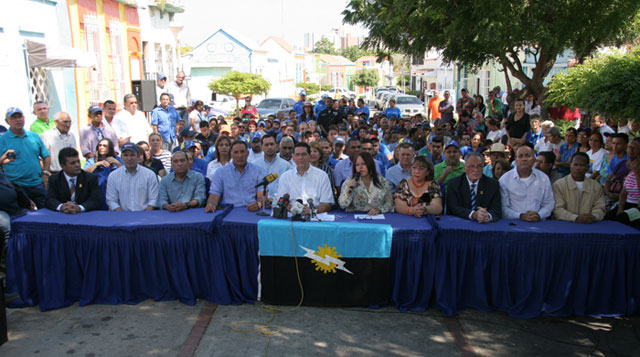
[
  {"x1": 276, "y1": 142, "x2": 334, "y2": 215},
  {"x1": 205, "y1": 140, "x2": 266, "y2": 212}
]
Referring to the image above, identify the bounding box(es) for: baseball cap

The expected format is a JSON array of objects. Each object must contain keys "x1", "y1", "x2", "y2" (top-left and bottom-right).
[
  {"x1": 179, "y1": 128, "x2": 196, "y2": 138},
  {"x1": 251, "y1": 132, "x2": 263, "y2": 141},
  {"x1": 300, "y1": 90, "x2": 307, "y2": 96},
  {"x1": 88, "y1": 105, "x2": 103, "y2": 114},
  {"x1": 5, "y1": 107, "x2": 23, "y2": 117},
  {"x1": 157, "y1": 74, "x2": 167, "y2": 80},
  {"x1": 273, "y1": 119, "x2": 280, "y2": 124},
  {"x1": 219, "y1": 124, "x2": 231, "y2": 134},
  {"x1": 182, "y1": 140, "x2": 196, "y2": 150},
  {"x1": 334, "y1": 136, "x2": 345, "y2": 145},
  {"x1": 321, "y1": 94, "x2": 329, "y2": 99},
  {"x1": 461, "y1": 88, "x2": 468, "y2": 92},
  {"x1": 121, "y1": 142, "x2": 138, "y2": 153},
  {"x1": 257, "y1": 121, "x2": 266, "y2": 127},
  {"x1": 445, "y1": 140, "x2": 460, "y2": 150}
]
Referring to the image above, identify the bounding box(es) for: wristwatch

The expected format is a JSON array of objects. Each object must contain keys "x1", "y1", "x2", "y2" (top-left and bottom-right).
[{"x1": 42, "y1": 170, "x2": 51, "y2": 176}]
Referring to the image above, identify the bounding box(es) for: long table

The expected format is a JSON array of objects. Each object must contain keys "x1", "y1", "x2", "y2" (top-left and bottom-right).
[{"x1": 434, "y1": 216, "x2": 640, "y2": 318}]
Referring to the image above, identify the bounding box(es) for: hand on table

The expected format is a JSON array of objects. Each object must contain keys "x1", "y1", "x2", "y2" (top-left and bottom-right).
[
  {"x1": 519, "y1": 211, "x2": 540, "y2": 222},
  {"x1": 575, "y1": 213, "x2": 595, "y2": 224}
]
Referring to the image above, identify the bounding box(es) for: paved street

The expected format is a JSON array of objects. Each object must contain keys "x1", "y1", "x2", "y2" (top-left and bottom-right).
[{"x1": 1, "y1": 300, "x2": 639, "y2": 356}]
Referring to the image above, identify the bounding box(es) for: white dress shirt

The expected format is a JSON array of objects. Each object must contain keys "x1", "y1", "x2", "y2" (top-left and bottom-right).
[
  {"x1": 56, "y1": 172, "x2": 86, "y2": 212},
  {"x1": 499, "y1": 167, "x2": 555, "y2": 220},
  {"x1": 40, "y1": 128, "x2": 78, "y2": 171},
  {"x1": 106, "y1": 165, "x2": 159, "y2": 211},
  {"x1": 168, "y1": 81, "x2": 191, "y2": 108},
  {"x1": 112, "y1": 109, "x2": 152, "y2": 144},
  {"x1": 276, "y1": 165, "x2": 334, "y2": 205}
]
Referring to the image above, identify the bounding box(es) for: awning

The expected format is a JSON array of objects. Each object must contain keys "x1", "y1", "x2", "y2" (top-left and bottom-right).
[{"x1": 26, "y1": 40, "x2": 97, "y2": 68}]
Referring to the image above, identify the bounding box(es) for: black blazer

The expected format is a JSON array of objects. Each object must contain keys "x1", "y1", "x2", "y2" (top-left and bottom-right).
[
  {"x1": 45, "y1": 170, "x2": 102, "y2": 212},
  {"x1": 446, "y1": 173, "x2": 502, "y2": 221}
]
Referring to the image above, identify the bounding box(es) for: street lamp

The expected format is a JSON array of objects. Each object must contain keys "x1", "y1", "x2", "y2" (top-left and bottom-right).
[{"x1": 168, "y1": 21, "x2": 184, "y2": 71}]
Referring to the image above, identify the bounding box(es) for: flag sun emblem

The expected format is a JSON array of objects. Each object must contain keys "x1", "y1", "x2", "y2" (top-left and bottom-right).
[{"x1": 300, "y1": 244, "x2": 353, "y2": 274}]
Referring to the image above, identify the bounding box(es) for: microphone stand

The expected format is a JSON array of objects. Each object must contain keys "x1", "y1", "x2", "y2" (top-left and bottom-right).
[{"x1": 256, "y1": 184, "x2": 269, "y2": 216}]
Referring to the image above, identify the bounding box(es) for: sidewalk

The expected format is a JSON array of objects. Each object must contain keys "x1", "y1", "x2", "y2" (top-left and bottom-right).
[{"x1": 1, "y1": 300, "x2": 639, "y2": 356}]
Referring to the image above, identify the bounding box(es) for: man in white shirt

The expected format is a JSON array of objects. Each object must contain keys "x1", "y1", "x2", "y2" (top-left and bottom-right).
[
  {"x1": 112, "y1": 94, "x2": 152, "y2": 145},
  {"x1": 40, "y1": 112, "x2": 78, "y2": 173},
  {"x1": 276, "y1": 142, "x2": 334, "y2": 214},
  {"x1": 499, "y1": 144, "x2": 555, "y2": 221},
  {"x1": 167, "y1": 71, "x2": 191, "y2": 122},
  {"x1": 106, "y1": 142, "x2": 158, "y2": 211}
]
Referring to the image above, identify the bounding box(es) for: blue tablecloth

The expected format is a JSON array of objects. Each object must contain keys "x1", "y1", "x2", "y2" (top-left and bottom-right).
[
  {"x1": 434, "y1": 216, "x2": 640, "y2": 318},
  {"x1": 7, "y1": 207, "x2": 232, "y2": 311},
  {"x1": 217, "y1": 208, "x2": 437, "y2": 311}
]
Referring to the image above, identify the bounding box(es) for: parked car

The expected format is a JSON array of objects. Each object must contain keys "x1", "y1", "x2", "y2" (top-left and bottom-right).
[
  {"x1": 379, "y1": 92, "x2": 395, "y2": 111},
  {"x1": 375, "y1": 90, "x2": 391, "y2": 110},
  {"x1": 209, "y1": 94, "x2": 241, "y2": 114},
  {"x1": 323, "y1": 87, "x2": 356, "y2": 99},
  {"x1": 386, "y1": 94, "x2": 426, "y2": 117},
  {"x1": 256, "y1": 97, "x2": 296, "y2": 119}
]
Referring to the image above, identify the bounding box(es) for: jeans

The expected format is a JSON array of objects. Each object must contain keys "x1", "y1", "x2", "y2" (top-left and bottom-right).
[{"x1": 17, "y1": 183, "x2": 47, "y2": 209}]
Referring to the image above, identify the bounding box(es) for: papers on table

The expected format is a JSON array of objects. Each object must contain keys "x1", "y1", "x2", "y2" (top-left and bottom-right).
[
  {"x1": 354, "y1": 214, "x2": 386, "y2": 220},
  {"x1": 311, "y1": 213, "x2": 335, "y2": 222}
]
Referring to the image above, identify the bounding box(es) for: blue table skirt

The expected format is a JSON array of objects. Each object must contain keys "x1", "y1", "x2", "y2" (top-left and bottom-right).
[
  {"x1": 7, "y1": 207, "x2": 232, "y2": 311},
  {"x1": 434, "y1": 216, "x2": 640, "y2": 318},
  {"x1": 218, "y1": 208, "x2": 437, "y2": 311}
]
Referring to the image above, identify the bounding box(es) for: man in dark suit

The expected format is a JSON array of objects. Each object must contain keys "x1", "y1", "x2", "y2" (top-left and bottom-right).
[
  {"x1": 446, "y1": 152, "x2": 502, "y2": 223},
  {"x1": 45, "y1": 147, "x2": 102, "y2": 213}
]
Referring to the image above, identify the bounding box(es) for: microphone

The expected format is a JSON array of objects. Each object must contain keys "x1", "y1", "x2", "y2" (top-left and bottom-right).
[
  {"x1": 290, "y1": 199, "x2": 305, "y2": 220},
  {"x1": 277, "y1": 193, "x2": 290, "y2": 208},
  {"x1": 255, "y1": 173, "x2": 278, "y2": 188},
  {"x1": 273, "y1": 193, "x2": 290, "y2": 219},
  {"x1": 307, "y1": 198, "x2": 319, "y2": 221},
  {"x1": 353, "y1": 173, "x2": 361, "y2": 182}
]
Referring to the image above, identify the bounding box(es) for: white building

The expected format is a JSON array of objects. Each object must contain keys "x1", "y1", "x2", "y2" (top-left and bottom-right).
[
  {"x1": 258, "y1": 36, "x2": 296, "y2": 98},
  {"x1": 410, "y1": 49, "x2": 455, "y2": 94}
]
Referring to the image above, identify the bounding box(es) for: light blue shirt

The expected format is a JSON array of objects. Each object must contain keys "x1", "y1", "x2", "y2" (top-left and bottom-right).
[
  {"x1": 383, "y1": 107, "x2": 402, "y2": 119},
  {"x1": 151, "y1": 105, "x2": 180, "y2": 143},
  {"x1": 0, "y1": 130, "x2": 50, "y2": 187},
  {"x1": 158, "y1": 169, "x2": 206, "y2": 208},
  {"x1": 483, "y1": 164, "x2": 493, "y2": 178},
  {"x1": 499, "y1": 168, "x2": 554, "y2": 220},
  {"x1": 385, "y1": 163, "x2": 411, "y2": 192},
  {"x1": 252, "y1": 155, "x2": 293, "y2": 197},
  {"x1": 106, "y1": 165, "x2": 159, "y2": 211},
  {"x1": 209, "y1": 162, "x2": 266, "y2": 207}
]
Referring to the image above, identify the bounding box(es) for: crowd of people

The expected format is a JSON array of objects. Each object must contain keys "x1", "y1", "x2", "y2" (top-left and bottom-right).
[{"x1": 2, "y1": 80, "x2": 640, "y2": 244}]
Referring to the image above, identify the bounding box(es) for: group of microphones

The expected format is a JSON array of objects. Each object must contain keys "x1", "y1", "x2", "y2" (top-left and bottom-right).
[{"x1": 255, "y1": 172, "x2": 318, "y2": 221}]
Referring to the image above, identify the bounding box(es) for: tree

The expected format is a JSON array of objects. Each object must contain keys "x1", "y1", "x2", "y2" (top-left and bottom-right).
[
  {"x1": 297, "y1": 82, "x2": 320, "y2": 95},
  {"x1": 208, "y1": 71, "x2": 271, "y2": 110},
  {"x1": 396, "y1": 74, "x2": 410, "y2": 87},
  {"x1": 353, "y1": 69, "x2": 380, "y2": 93},
  {"x1": 545, "y1": 48, "x2": 640, "y2": 122},
  {"x1": 343, "y1": 0, "x2": 640, "y2": 101},
  {"x1": 314, "y1": 38, "x2": 338, "y2": 55},
  {"x1": 339, "y1": 45, "x2": 377, "y2": 62}
]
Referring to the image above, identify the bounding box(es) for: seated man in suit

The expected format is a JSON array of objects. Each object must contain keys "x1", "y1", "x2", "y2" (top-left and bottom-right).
[
  {"x1": 552, "y1": 152, "x2": 606, "y2": 223},
  {"x1": 45, "y1": 147, "x2": 102, "y2": 213},
  {"x1": 446, "y1": 152, "x2": 501, "y2": 223}
]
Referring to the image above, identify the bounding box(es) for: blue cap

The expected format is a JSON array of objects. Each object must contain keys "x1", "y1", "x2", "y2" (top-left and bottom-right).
[
  {"x1": 121, "y1": 142, "x2": 138, "y2": 153},
  {"x1": 334, "y1": 136, "x2": 345, "y2": 145},
  {"x1": 157, "y1": 74, "x2": 167, "y2": 80},
  {"x1": 445, "y1": 140, "x2": 460, "y2": 150},
  {"x1": 321, "y1": 94, "x2": 329, "y2": 99},
  {"x1": 182, "y1": 140, "x2": 196, "y2": 150},
  {"x1": 180, "y1": 128, "x2": 196, "y2": 138},
  {"x1": 300, "y1": 90, "x2": 307, "y2": 96},
  {"x1": 251, "y1": 132, "x2": 263, "y2": 141},
  {"x1": 5, "y1": 107, "x2": 23, "y2": 117},
  {"x1": 273, "y1": 119, "x2": 280, "y2": 124},
  {"x1": 461, "y1": 88, "x2": 468, "y2": 92},
  {"x1": 258, "y1": 121, "x2": 266, "y2": 127},
  {"x1": 88, "y1": 105, "x2": 103, "y2": 114}
]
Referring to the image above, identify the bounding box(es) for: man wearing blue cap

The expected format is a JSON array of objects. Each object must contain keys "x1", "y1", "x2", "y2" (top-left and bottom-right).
[
  {"x1": 80, "y1": 105, "x2": 120, "y2": 159},
  {"x1": 248, "y1": 132, "x2": 264, "y2": 163},
  {"x1": 156, "y1": 74, "x2": 168, "y2": 105},
  {"x1": 0, "y1": 107, "x2": 51, "y2": 208},
  {"x1": 293, "y1": 90, "x2": 307, "y2": 117},
  {"x1": 434, "y1": 140, "x2": 465, "y2": 184},
  {"x1": 313, "y1": 94, "x2": 329, "y2": 117},
  {"x1": 106, "y1": 142, "x2": 158, "y2": 211}
]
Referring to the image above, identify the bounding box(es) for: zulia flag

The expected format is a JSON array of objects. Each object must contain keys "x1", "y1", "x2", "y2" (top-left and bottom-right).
[{"x1": 258, "y1": 220, "x2": 392, "y2": 306}]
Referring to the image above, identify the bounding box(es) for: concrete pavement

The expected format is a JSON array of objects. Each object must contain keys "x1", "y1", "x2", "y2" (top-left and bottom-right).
[{"x1": 1, "y1": 300, "x2": 639, "y2": 356}]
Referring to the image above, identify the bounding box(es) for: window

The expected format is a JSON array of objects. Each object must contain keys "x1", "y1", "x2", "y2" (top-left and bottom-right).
[
  {"x1": 109, "y1": 20, "x2": 127, "y2": 105},
  {"x1": 84, "y1": 13, "x2": 104, "y2": 105}
]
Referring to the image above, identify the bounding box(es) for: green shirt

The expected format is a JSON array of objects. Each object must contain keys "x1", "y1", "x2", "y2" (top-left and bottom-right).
[
  {"x1": 30, "y1": 118, "x2": 55, "y2": 134},
  {"x1": 434, "y1": 160, "x2": 465, "y2": 184},
  {"x1": 486, "y1": 98, "x2": 503, "y2": 118}
]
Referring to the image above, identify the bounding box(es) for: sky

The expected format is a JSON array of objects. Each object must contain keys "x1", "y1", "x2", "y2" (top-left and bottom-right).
[{"x1": 175, "y1": 0, "x2": 368, "y2": 48}]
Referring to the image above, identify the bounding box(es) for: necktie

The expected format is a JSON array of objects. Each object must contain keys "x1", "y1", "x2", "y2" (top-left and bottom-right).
[
  {"x1": 470, "y1": 183, "x2": 477, "y2": 211},
  {"x1": 69, "y1": 177, "x2": 76, "y2": 202},
  {"x1": 96, "y1": 128, "x2": 104, "y2": 140}
]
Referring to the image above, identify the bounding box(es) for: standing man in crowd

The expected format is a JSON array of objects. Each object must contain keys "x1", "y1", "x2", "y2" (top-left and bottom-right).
[
  {"x1": 428, "y1": 90, "x2": 442, "y2": 123},
  {"x1": 0, "y1": 107, "x2": 51, "y2": 208},
  {"x1": 159, "y1": 151, "x2": 206, "y2": 212},
  {"x1": 45, "y1": 147, "x2": 102, "y2": 213},
  {"x1": 456, "y1": 88, "x2": 475, "y2": 114},
  {"x1": 40, "y1": 112, "x2": 77, "y2": 174},
  {"x1": 102, "y1": 100, "x2": 118, "y2": 132},
  {"x1": 80, "y1": 105, "x2": 120, "y2": 159},
  {"x1": 438, "y1": 91, "x2": 454, "y2": 125},
  {"x1": 113, "y1": 94, "x2": 152, "y2": 145},
  {"x1": 434, "y1": 141, "x2": 464, "y2": 184},
  {"x1": 168, "y1": 71, "x2": 191, "y2": 122},
  {"x1": 293, "y1": 90, "x2": 307, "y2": 117},
  {"x1": 106, "y1": 142, "x2": 158, "y2": 211},
  {"x1": 29, "y1": 101, "x2": 55, "y2": 134},
  {"x1": 206, "y1": 140, "x2": 266, "y2": 212},
  {"x1": 151, "y1": 92, "x2": 180, "y2": 150},
  {"x1": 446, "y1": 152, "x2": 501, "y2": 222},
  {"x1": 500, "y1": 144, "x2": 554, "y2": 221},
  {"x1": 156, "y1": 74, "x2": 168, "y2": 105}
]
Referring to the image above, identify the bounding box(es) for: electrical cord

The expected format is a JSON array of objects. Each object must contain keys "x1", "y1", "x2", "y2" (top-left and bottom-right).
[{"x1": 230, "y1": 220, "x2": 305, "y2": 356}]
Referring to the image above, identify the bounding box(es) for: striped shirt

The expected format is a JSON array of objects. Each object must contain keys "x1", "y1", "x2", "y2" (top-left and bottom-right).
[
  {"x1": 624, "y1": 171, "x2": 640, "y2": 204},
  {"x1": 106, "y1": 164, "x2": 159, "y2": 211}
]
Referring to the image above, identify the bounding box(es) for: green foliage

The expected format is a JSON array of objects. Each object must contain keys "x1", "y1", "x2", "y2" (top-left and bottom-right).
[
  {"x1": 339, "y1": 45, "x2": 378, "y2": 62},
  {"x1": 353, "y1": 68, "x2": 380, "y2": 88},
  {"x1": 545, "y1": 48, "x2": 640, "y2": 121},
  {"x1": 396, "y1": 74, "x2": 411, "y2": 86},
  {"x1": 343, "y1": 0, "x2": 640, "y2": 98},
  {"x1": 209, "y1": 71, "x2": 271, "y2": 110},
  {"x1": 297, "y1": 82, "x2": 320, "y2": 95},
  {"x1": 314, "y1": 38, "x2": 337, "y2": 55}
]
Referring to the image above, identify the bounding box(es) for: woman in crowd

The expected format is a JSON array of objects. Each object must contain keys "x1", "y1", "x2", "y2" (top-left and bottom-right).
[
  {"x1": 586, "y1": 132, "x2": 607, "y2": 181},
  {"x1": 394, "y1": 155, "x2": 443, "y2": 217},
  {"x1": 149, "y1": 132, "x2": 172, "y2": 172},
  {"x1": 241, "y1": 96, "x2": 258, "y2": 119},
  {"x1": 83, "y1": 138, "x2": 122, "y2": 209},
  {"x1": 189, "y1": 100, "x2": 205, "y2": 132},
  {"x1": 473, "y1": 95, "x2": 486, "y2": 119},
  {"x1": 206, "y1": 135, "x2": 232, "y2": 182},
  {"x1": 577, "y1": 128, "x2": 591, "y2": 153},
  {"x1": 136, "y1": 141, "x2": 166, "y2": 177},
  {"x1": 505, "y1": 98, "x2": 530, "y2": 147},
  {"x1": 461, "y1": 132, "x2": 485, "y2": 158},
  {"x1": 300, "y1": 102, "x2": 315, "y2": 123},
  {"x1": 492, "y1": 158, "x2": 511, "y2": 180},
  {"x1": 339, "y1": 152, "x2": 394, "y2": 215},
  {"x1": 616, "y1": 157, "x2": 640, "y2": 228}
]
